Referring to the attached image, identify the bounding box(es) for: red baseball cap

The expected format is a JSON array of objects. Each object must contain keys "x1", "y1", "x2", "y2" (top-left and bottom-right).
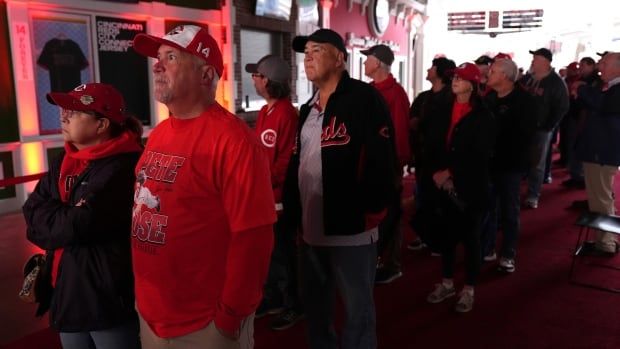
[
  {"x1": 494, "y1": 52, "x2": 512, "y2": 60},
  {"x1": 453, "y1": 63, "x2": 481, "y2": 84},
  {"x1": 47, "y1": 83, "x2": 126, "y2": 124},
  {"x1": 567, "y1": 62, "x2": 579, "y2": 71},
  {"x1": 133, "y1": 25, "x2": 223, "y2": 77}
]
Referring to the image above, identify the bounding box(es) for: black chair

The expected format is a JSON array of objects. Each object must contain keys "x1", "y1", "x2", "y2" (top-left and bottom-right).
[{"x1": 569, "y1": 211, "x2": 620, "y2": 293}]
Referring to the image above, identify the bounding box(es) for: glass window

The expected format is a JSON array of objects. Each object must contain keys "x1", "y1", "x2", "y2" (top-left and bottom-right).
[{"x1": 240, "y1": 28, "x2": 282, "y2": 110}]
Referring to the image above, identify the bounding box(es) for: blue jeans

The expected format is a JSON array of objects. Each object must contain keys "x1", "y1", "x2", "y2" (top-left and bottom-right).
[
  {"x1": 301, "y1": 243, "x2": 377, "y2": 349},
  {"x1": 527, "y1": 130, "x2": 553, "y2": 200},
  {"x1": 59, "y1": 320, "x2": 139, "y2": 349},
  {"x1": 482, "y1": 172, "x2": 523, "y2": 259}
]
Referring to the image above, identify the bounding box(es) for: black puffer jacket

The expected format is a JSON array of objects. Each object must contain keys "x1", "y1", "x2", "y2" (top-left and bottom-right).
[{"x1": 23, "y1": 150, "x2": 140, "y2": 332}]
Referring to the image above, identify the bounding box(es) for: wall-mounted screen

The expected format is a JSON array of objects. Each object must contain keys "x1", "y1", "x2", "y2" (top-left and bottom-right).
[{"x1": 255, "y1": 0, "x2": 292, "y2": 21}]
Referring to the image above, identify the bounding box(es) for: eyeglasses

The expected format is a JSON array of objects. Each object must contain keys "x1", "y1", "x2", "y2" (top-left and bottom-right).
[
  {"x1": 60, "y1": 109, "x2": 97, "y2": 120},
  {"x1": 251, "y1": 73, "x2": 264, "y2": 78}
]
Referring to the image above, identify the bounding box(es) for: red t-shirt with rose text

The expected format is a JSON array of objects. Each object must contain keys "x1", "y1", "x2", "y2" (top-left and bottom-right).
[{"x1": 132, "y1": 102, "x2": 276, "y2": 338}]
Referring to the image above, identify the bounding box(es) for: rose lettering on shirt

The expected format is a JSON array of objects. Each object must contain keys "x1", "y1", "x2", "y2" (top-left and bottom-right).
[
  {"x1": 149, "y1": 214, "x2": 168, "y2": 244},
  {"x1": 133, "y1": 211, "x2": 168, "y2": 244}
]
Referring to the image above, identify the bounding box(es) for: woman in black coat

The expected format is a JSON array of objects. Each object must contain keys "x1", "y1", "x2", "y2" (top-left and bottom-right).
[
  {"x1": 425, "y1": 63, "x2": 496, "y2": 313},
  {"x1": 23, "y1": 83, "x2": 143, "y2": 349}
]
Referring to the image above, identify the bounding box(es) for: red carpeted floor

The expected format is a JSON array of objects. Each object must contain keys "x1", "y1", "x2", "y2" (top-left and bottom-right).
[{"x1": 5, "y1": 163, "x2": 620, "y2": 349}]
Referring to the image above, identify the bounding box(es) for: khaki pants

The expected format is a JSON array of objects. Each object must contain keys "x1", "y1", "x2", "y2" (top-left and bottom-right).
[
  {"x1": 138, "y1": 313, "x2": 255, "y2": 349},
  {"x1": 583, "y1": 162, "x2": 619, "y2": 252}
]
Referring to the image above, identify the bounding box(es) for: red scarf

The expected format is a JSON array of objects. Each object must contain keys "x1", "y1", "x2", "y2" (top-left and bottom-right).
[
  {"x1": 446, "y1": 101, "x2": 472, "y2": 147},
  {"x1": 51, "y1": 131, "x2": 142, "y2": 286}
]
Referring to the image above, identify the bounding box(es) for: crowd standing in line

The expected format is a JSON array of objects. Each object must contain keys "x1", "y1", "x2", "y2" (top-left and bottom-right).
[{"x1": 22, "y1": 21, "x2": 620, "y2": 349}]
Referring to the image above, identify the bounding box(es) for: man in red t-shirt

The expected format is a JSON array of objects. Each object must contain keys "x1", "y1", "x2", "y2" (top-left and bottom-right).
[
  {"x1": 132, "y1": 25, "x2": 276, "y2": 348},
  {"x1": 362, "y1": 44, "x2": 410, "y2": 285},
  {"x1": 244, "y1": 55, "x2": 302, "y2": 330}
]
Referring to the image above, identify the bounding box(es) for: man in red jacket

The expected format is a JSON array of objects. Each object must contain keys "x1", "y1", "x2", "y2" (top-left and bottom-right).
[
  {"x1": 363, "y1": 44, "x2": 410, "y2": 284},
  {"x1": 245, "y1": 55, "x2": 303, "y2": 330}
]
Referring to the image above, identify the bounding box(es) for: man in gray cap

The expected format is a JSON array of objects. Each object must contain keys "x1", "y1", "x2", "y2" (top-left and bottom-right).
[
  {"x1": 283, "y1": 28, "x2": 397, "y2": 349},
  {"x1": 245, "y1": 55, "x2": 303, "y2": 330},
  {"x1": 520, "y1": 47, "x2": 569, "y2": 209},
  {"x1": 362, "y1": 44, "x2": 410, "y2": 285}
]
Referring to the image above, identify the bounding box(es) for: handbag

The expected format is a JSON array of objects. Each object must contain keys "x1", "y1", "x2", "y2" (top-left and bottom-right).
[{"x1": 18, "y1": 253, "x2": 46, "y2": 303}]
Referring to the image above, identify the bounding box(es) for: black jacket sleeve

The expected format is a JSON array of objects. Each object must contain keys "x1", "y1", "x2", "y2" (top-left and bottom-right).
[
  {"x1": 543, "y1": 77, "x2": 570, "y2": 130},
  {"x1": 24, "y1": 154, "x2": 138, "y2": 250},
  {"x1": 362, "y1": 89, "x2": 399, "y2": 213}
]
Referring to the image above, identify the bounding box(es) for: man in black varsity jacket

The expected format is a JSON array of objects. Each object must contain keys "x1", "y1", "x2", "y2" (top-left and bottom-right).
[{"x1": 282, "y1": 29, "x2": 397, "y2": 349}]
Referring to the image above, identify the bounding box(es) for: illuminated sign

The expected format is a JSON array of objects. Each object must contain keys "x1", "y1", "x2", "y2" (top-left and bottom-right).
[{"x1": 13, "y1": 22, "x2": 34, "y2": 81}]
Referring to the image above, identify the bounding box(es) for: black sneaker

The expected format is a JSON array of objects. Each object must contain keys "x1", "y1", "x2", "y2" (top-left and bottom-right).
[
  {"x1": 375, "y1": 267, "x2": 403, "y2": 284},
  {"x1": 270, "y1": 308, "x2": 305, "y2": 331},
  {"x1": 255, "y1": 298, "x2": 285, "y2": 319},
  {"x1": 407, "y1": 237, "x2": 427, "y2": 251},
  {"x1": 567, "y1": 199, "x2": 589, "y2": 210},
  {"x1": 562, "y1": 178, "x2": 586, "y2": 189},
  {"x1": 498, "y1": 258, "x2": 515, "y2": 273}
]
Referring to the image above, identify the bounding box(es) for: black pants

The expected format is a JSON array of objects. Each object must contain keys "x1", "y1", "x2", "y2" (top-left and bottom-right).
[
  {"x1": 264, "y1": 218, "x2": 301, "y2": 310},
  {"x1": 410, "y1": 174, "x2": 445, "y2": 253},
  {"x1": 377, "y1": 186, "x2": 403, "y2": 271},
  {"x1": 437, "y1": 195, "x2": 485, "y2": 286}
]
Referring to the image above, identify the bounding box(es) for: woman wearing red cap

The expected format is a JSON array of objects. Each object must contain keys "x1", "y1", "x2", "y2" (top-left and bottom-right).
[
  {"x1": 23, "y1": 83, "x2": 143, "y2": 348},
  {"x1": 426, "y1": 63, "x2": 496, "y2": 313}
]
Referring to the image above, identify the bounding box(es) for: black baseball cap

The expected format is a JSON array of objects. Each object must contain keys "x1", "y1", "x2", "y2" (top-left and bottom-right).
[
  {"x1": 597, "y1": 51, "x2": 609, "y2": 57},
  {"x1": 292, "y1": 29, "x2": 348, "y2": 61},
  {"x1": 529, "y1": 48, "x2": 553, "y2": 62},
  {"x1": 474, "y1": 55, "x2": 493, "y2": 66},
  {"x1": 361, "y1": 44, "x2": 394, "y2": 66}
]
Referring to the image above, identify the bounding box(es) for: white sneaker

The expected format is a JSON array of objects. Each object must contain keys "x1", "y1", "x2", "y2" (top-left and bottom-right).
[
  {"x1": 483, "y1": 251, "x2": 497, "y2": 262},
  {"x1": 455, "y1": 290, "x2": 474, "y2": 313},
  {"x1": 525, "y1": 198, "x2": 538, "y2": 209},
  {"x1": 498, "y1": 258, "x2": 516, "y2": 273},
  {"x1": 427, "y1": 283, "x2": 456, "y2": 304}
]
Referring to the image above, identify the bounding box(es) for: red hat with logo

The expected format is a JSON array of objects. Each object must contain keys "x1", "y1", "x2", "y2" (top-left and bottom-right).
[
  {"x1": 567, "y1": 62, "x2": 579, "y2": 71},
  {"x1": 133, "y1": 25, "x2": 223, "y2": 77},
  {"x1": 453, "y1": 62, "x2": 482, "y2": 84},
  {"x1": 47, "y1": 83, "x2": 126, "y2": 124}
]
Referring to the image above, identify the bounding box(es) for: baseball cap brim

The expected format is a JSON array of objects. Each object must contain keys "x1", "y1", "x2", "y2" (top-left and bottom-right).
[
  {"x1": 292, "y1": 36, "x2": 311, "y2": 53},
  {"x1": 46, "y1": 93, "x2": 90, "y2": 112},
  {"x1": 360, "y1": 48, "x2": 372, "y2": 56},
  {"x1": 245, "y1": 63, "x2": 259, "y2": 74},
  {"x1": 292, "y1": 35, "x2": 348, "y2": 61},
  {"x1": 293, "y1": 34, "x2": 341, "y2": 53},
  {"x1": 133, "y1": 33, "x2": 189, "y2": 58}
]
